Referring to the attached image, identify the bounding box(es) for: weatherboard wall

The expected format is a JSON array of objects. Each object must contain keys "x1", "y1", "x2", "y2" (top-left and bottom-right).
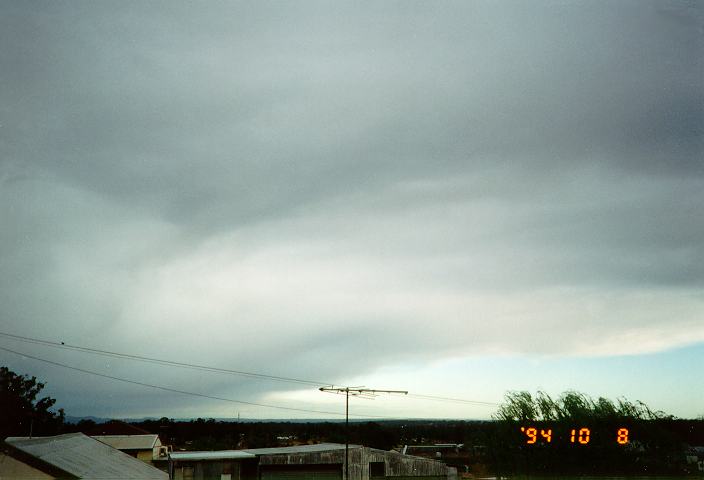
[{"x1": 0, "y1": 453, "x2": 56, "y2": 479}]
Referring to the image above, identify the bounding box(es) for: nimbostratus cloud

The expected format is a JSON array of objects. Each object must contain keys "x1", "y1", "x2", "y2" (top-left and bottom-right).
[{"x1": 0, "y1": 1, "x2": 702, "y2": 417}]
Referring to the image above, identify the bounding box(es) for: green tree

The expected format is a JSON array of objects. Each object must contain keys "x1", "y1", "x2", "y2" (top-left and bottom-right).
[{"x1": 0, "y1": 366, "x2": 65, "y2": 437}]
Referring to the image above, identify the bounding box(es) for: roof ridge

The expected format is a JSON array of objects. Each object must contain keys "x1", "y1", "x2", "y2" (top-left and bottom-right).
[{"x1": 6, "y1": 432, "x2": 86, "y2": 442}]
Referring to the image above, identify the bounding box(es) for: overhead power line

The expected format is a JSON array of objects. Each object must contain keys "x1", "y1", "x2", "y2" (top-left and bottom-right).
[
  {"x1": 0, "y1": 345, "x2": 385, "y2": 418},
  {"x1": 0, "y1": 331, "x2": 330, "y2": 387},
  {"x1": 0, "y1": 331, "x2": 499, "y2": 408}
]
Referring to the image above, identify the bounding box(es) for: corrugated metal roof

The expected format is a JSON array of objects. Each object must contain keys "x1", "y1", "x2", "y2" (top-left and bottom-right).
[
  {"x1": 170, "y1": 450, "x2": 256, "y2": 461},
  {"x1": 92, "y1": 434, "x2": 160, "y2": 450},
  {"x1": 168, "y1": 444, "x2": 359, "y2": 461},
  {"x1": 5, "y1": 433, "x2": 168, "y2": 479},
  {"x1": 243, "y1": 443, "x2": 361, "y2": 455}
]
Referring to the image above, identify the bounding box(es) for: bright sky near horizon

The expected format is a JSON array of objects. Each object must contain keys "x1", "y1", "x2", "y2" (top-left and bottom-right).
[{"x1": 1, "y1": 1, "x2": 703, "y2": 421}]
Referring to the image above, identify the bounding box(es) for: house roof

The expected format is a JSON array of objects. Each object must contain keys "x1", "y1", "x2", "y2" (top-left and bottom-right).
[
  {"x1": 5, "y1": 433, "x2": 168, "y2": 479},
  {"x1": 85, "y1": 420, "x2": 151, "y2": 436},
  {"x1": 92, "y1": 434, "x2": 160, "y2": 450},
  {"x1": 170, "y1": 450, "x2": 256, "y2": 461}
]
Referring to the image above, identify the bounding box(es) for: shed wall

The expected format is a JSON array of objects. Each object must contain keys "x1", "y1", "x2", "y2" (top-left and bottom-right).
[
  {"x1": 257, "y1": 447, "x2": 451, "y2": 480},
  {"x1": 362, "y1": 449, "x2": 448, "y2": 480},
  {"x1": 172, "y1": 459, "x2": 244, "y2": 480}
]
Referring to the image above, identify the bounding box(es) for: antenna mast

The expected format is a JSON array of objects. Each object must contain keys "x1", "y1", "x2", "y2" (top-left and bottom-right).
[{"x1": 319, "y1": 387, "x2": 407, "y2": 480}]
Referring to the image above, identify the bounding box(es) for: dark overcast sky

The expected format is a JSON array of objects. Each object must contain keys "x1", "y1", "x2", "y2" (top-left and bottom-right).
[{"x1": 1, "y1": 1, "x2": 703, "y2": 420}]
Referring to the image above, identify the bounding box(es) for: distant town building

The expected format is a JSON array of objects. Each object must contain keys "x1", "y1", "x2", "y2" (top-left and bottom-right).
[{"x1": 685, "y1": 446, "x2": 704, "y2": 472}]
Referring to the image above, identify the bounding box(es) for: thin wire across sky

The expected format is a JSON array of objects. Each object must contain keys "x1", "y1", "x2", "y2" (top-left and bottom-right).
[{"x1": 0, "y1": 330, "x2": 499, "y2": 418}]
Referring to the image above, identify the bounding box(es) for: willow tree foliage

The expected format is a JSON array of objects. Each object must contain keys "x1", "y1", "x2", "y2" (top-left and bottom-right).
[
  {"x1": 493, "y1": 389, "x2": 669, "y2": 422},
  {"x1": 490, "y1": 390, "x2": 685, "y2": 474}
]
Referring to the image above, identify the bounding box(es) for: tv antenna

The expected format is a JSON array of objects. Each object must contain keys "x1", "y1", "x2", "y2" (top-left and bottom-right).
[{"x1": 319, "y1": 386, "x2": 407, "y2": 480}]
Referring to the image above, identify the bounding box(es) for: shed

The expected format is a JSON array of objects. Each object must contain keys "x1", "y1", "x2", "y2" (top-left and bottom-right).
[
  {"x1": 244, "y1": 444, "x2": 456, "y2": 480},
  {"x1": 243, "y1": 444, "x2": 349, "y2": 480},
  {"x1": 169, "y1": 450, "x2": 258, "y2": 480},
  {"x1": 167, "y1": 443, "x2": 455, "y2": 480}
]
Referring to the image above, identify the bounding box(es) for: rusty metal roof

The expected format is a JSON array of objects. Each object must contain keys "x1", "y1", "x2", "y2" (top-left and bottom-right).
[
  {"x1": 168, "y1": 444, "x2": 359, "y2": 462},
  {"x1": 5, "y1": 433, "x2": 168, "y2": 479}
]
